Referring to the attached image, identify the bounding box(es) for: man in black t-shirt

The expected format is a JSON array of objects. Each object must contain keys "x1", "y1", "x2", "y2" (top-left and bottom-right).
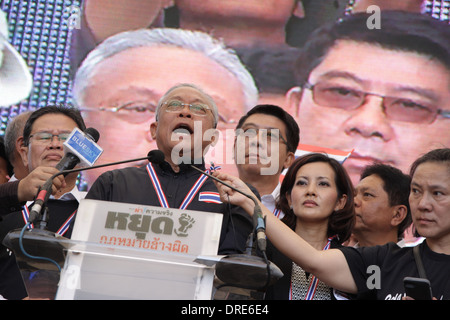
[{"x1": 212, "y1": 147, "x2": 450, "y2": 299}]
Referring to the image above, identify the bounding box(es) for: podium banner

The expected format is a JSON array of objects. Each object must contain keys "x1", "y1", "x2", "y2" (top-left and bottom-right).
[
  {"x1": 56, "y1": 199, "x2": 223, "y2": 300},
  {"x1": 71, "y1": 199, "x2": 223, "y2": 256}
]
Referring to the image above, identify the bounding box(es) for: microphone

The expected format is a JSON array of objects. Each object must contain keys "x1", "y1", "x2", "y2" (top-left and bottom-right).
[
  {"x1": 187, "y1": 164, "x2": 267, "y2": 252},
  {"x1": 55, "y1": 127, "x2": 101, "y2": 175},
  {"x1": 3, "y1": 150, "x2": 167, "y2": 293},
  {"x1": 27, "y1": 150, "x2": 165, "y2": 224},
  {"x1": 186, "y1": 163, "x2": 282, "y2": 291},
  {"x1": 28, "y1": 127, "x2": 103, "y2": 224}
]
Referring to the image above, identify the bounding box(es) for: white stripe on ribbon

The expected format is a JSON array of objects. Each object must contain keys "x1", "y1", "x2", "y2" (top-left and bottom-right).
[
  {"x1": 21, "y1": 206, "x2": 76, "y2": 236},
  {"x1": 146, "y1": 163, "x2": 213, "y2": 209},
  {"x1": 198, "y1": 192, "x2": 222, "y2": 204},
  {"x1": 146, "y1": 163, "x2": 169, "y2": 208}
]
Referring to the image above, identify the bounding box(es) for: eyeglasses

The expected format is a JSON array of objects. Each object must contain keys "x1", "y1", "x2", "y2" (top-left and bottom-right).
[
  {"x1": 80, "y1": 100, "x2": 233, "y2": 125},
  {"x1": 80, "y1": 101, "x2": 157, "y2": 124},
  {"x1": 162, "y1": 100, "x2": 212, "y2": 116},
  {"x1": 235, "y1": 127, "x2": 288, "y2": 145},
  {"x1": 29, "y1": 132, "x2": 71, "y2": 144},
  {"x1": 304, "y1": 82, "x2": 450, "y2": 124}
]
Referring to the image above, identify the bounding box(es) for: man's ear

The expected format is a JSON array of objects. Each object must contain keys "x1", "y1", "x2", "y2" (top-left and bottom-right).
[
  {"x1": 286, "y1": 86, "x2": 303, "y2": 118},
  {"x1": 19, "y1": 141, "x2": 29, "y2": 169},
  {"x1": 282, "y1": 151, "x2": 296, "y2": 170},
  {"x1": 206, "y1": 128, "x2": 219, "y2": 148},
  {"x1": 149, "y1": 121, "x2": 158, "y2": 140},
  {"x1": 391, "y1": 205, "x2": 408, "y2": 227}
]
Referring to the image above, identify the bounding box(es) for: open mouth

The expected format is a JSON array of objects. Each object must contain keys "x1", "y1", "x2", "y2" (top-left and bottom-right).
[{"x1": 173, "y1": 123, "x2": 193, "y2": 135}]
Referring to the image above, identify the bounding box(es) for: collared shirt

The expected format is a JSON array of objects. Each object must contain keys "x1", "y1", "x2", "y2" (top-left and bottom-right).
[
  {"x1": 25, "y1": 184, "x2": 86, "y2": 206},
  {"x1": 261, "y1": 183, "x2": 284, "y2": 219}
]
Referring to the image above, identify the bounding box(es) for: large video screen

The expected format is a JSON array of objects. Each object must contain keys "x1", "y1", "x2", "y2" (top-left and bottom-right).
[{"x1": 0, "y1": 0, "x2": 449, "y2": 190}]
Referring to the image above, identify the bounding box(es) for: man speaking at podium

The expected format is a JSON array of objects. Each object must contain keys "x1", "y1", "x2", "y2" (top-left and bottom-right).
[{"x1": 86, "y1": 83, "x2": 254, "y2": 255}]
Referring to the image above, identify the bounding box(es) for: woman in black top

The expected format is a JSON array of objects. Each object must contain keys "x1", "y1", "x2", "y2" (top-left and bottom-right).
[{"x1": 213, "y1": 148, "x2": 450, "y2": 300}]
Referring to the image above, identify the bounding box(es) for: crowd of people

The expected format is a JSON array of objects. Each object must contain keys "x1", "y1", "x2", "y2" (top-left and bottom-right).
[{"x1": 0, "y1": 1, "x2": 449, "y2": 300}]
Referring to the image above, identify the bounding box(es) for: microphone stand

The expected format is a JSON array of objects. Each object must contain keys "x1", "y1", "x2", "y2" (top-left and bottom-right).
[
  {"x1": 5, "y1": 155, "x2": 159, "y2": 276},
  {"x1": 29, "y1": 155, "x2": 154, "y2": 226},
  {"x1": 188, "y1": 165, "x2": 280, "y2": 292}
]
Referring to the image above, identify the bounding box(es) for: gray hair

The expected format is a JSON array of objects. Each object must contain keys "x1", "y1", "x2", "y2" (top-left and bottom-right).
[
  {"x1": 156, "y1": 83, "x2": 219, "y2": 127},
  {"x1": 72, "y1": 28, "x2": 258, "y2": 111},
  {"x1": 4, "y1": 111, "x2": 31, "y2": 163}
]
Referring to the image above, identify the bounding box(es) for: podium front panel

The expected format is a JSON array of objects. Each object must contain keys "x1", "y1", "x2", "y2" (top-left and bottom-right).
[
  {"x1": 56, "y1": 199, "x2": 223, "y2": 299},
  {"x1": 56, "y1": 243, "x2": 216, "y2": 300},
  {"x1": 71, "y1": 199, "x2": 223, "y2": 256}
]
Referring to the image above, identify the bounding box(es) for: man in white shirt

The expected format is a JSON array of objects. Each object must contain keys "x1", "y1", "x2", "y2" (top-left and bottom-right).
[{"x1": 234, "y1": 104, "x2": 300, "y2": 218}]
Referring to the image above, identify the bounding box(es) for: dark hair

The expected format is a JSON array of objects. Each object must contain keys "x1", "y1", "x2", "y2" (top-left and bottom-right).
[
  {"x1": 235, "y1": 104, "x2": 300, "y2": 153},
  {"x1": 0, "y1": 135, "x2": 14, "y2": 177},
  {"x1": 277, "y1": 153, "x2": 355, "y2": 243},
  {"x1": 23, "y1": 105, "x2": 86, "y2": 146},
  {"x1": 236, "y1": 46, "x2": 302, "y2": 94},
  {"x1": 360, "y1": 163, "x2": 412, "y2": 240},
  {"x1": 294, "y1": 11, "x2": 450, "y2": 86},
  {"x1": 410, "y1": 148, "x2": 450, "y2": 177}
]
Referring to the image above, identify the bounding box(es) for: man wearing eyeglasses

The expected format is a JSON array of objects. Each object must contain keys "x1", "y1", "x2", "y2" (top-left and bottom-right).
[
  {"x1": 233, "y1": 104, "x2": 299, "y2": 219},
  {"x1": 287, "y1": 11, "x2": 450, "y2": 185},
  {"x1": 0, "y1": 105, "x2": 88, "y2": 300},
  {"x1": 86, "y1": 83, "x2": 253, "y2": 256}
]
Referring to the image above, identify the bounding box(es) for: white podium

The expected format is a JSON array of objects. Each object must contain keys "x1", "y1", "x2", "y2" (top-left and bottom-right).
[
  {"x1": 57, "y1": 199, "x2": 223, "y2": 300},
  {"x1": 5, "y1": 199, "x2": 224, "y2": 300}
]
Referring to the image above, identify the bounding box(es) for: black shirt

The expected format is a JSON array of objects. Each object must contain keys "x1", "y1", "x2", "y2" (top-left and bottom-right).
[
  {"x1": 0, "y1": 199, "x2": 79, "y2": 300},
  {"x1": 265, "y1": 238, "x2": 343, "y2": 300},
  {"x1": 86, "y1": 162, "x2": 254, "y2": 255},
  {"x1": 339, "y1": 241, "x2": 450, "y2": 300}
]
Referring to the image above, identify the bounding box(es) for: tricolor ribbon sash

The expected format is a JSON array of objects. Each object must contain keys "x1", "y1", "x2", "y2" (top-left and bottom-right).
[
  {"x1": 289, "y1": 235, "x2": 337, "y2": 300},
  {"x1": 146, "y1": 163, "x2": 219, "y2": 209},
  {"x1": 198, "y1": 192, "x2": 222, "y2": 204},
  {"x1": 21, "y1": 206, "x2": 77, "y2": 236}
]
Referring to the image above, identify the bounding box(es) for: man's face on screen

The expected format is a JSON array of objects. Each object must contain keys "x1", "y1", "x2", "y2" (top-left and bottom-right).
[
  {"x1": 290, "y1": 40, "x2": 450, "y2": 184},
  {"x1": 80, "y1": 46, "x2": 246, "y2": 186}
]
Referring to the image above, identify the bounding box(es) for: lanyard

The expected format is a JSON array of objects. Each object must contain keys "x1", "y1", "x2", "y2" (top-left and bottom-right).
[
  {"x1": 289, "y1": 235, "x2": 337, "y2": 300},
  {"x1": 21, "y1": 205, "x2": 77, "y2": 236},
  {"x1": 146, "y1": 163, "x2": 218, "y2": 209}
]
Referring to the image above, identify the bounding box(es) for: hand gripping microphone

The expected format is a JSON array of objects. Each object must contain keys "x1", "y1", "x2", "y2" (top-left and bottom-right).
[
  {"x1": 187, "y1": 163, "x2": 267, "y2": 251},
  {"x1": 27, "y1": 149, "x2": 165, "y2": 225},
  {"x1": 185, "y1": 162, "x2": 282, "y2": 291},
  {"x1": 55, "y1": 127, "x2": 101, "y2": 175},
  {"x1": 28, "y1": 127, "x2": 102, "y2": 224},
  {"x1": 3, "y1": 149, "x2": 166, "y2": 289}
]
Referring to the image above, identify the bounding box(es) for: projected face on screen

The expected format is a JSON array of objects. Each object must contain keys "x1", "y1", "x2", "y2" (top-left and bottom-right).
[
  {"x1": 77, "y1": 44, "x2": 249, "y2": 186},
  {"x1": 175, "y1": 0, "x2": 300, "y2": 47},
  {"x1": 289, "y1": 40, "x2": 450, "y2": 184},
  {"x1": 2, "y1": 0, "x2": 449, "y2": 192}
]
